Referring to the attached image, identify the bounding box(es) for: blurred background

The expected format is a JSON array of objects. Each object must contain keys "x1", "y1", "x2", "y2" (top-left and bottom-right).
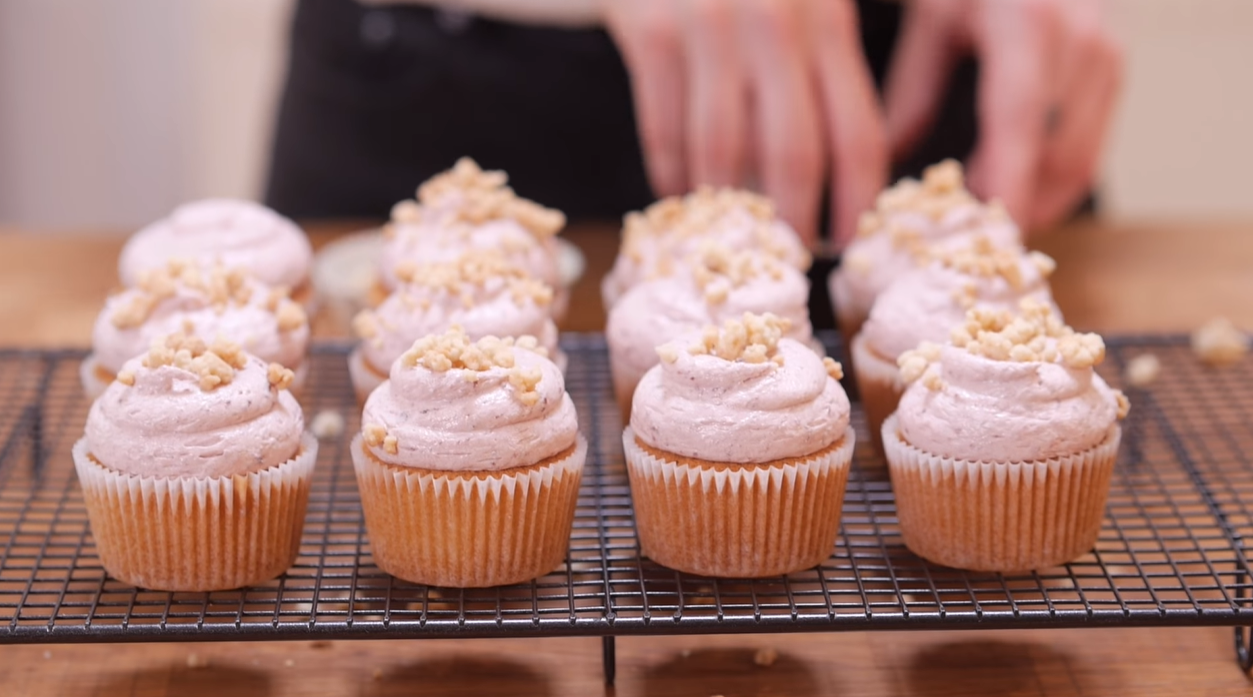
[{"x1": 0, "y1": 0, "x2": 1250, "y2": 229}]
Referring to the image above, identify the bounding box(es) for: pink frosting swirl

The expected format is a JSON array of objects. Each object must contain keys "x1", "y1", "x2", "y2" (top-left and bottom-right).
[
  {"x1": 631, "y1": 337, "x2": 850, "y2": 463},
  {"x1": 602, "y1": 192, "x2": 810, "y2": 308},
  {"x1": 860, "y1": 250, "x2": 1057, "y2": 361},
  {"x1": 118, "y1": 200, "x2": 313, "y2": 290},
  {"x1": 92, "y1": 272, "x2": 308, "y2": 375},
  {"x1": 357, "y1": 275, "x2": 560, "y2": 374},
  {"x1": 829, "y1": 206, "x2": 1022, "y2": 323},
  {"x1": 85, "y1": 353, "x2": 304, "y2": 478},
  {"x1": 379, "y1": 219, "x2": 561, "y2": 293},
  {"x1": 362, "y1": 345, "x2": 578, "y2": 472},
  {"x1": 606, "y1": 264, "x2": 814, "y2": 388},
  {"x1": 896, "y1": 344, "x2": 1121, "y2": 462}
]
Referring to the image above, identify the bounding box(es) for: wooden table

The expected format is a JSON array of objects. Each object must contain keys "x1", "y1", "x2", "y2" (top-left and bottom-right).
[{"x1": 1, "y1": 219, "x2": 1251, "y2": 696}]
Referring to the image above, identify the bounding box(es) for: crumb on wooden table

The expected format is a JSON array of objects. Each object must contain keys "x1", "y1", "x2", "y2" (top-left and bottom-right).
[{"x1": 753, "y1": 647, "x2": 778, "y2": 667}]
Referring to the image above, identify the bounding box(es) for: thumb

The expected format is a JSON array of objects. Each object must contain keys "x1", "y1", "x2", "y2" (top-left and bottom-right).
[{"x1": 884, "y1": 1, "x2": 960, "y2": 162}]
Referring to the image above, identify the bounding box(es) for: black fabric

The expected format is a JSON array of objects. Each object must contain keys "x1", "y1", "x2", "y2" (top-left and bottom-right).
[{"x1": 265, "y1": 0, "x2": 982, "y2": 223}]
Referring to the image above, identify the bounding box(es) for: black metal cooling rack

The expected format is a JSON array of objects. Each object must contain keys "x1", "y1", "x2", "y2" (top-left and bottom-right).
[{"x1": 1, "y1": 333, "x2": 1252, "y2": 684}]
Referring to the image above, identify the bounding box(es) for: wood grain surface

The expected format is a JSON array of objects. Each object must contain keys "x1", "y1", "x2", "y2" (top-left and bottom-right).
[{"x1": 1, "y1": 219, "x2": 1252, "y2": 696}]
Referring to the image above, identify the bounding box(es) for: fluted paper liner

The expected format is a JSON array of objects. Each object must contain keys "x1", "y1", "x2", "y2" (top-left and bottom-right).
[
  {"x1": 882, "y1": 414, "x2": 1121, "y2": 572},
  {"x1": 624, "y1": 426, "x2": 855, "y2": 578},
  {"x1": 850, "y1": 332, "x2": 904, "y2": 455},
  {"x1": 352, "y1": 433, "x2": 587, "y2": 588},
  {"x1": 73, "y1": 432, "x2": 317, "y2": 592}
]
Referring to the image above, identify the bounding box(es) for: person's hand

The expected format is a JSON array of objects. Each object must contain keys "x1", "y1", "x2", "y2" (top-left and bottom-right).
[
  {"x1": 602, "y1": 0, "x2": 889, "y2": 249},
  {"x1": 885, "y1": 0, "x2": 1123, "y2": 232}
]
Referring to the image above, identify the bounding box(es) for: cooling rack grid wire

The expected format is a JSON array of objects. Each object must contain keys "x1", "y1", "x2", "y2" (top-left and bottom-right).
[{"x1": 1, "y1": 333, "x2": 1252, "y2": 679}]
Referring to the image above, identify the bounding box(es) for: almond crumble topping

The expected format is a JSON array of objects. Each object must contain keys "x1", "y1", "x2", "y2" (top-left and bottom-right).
[
  {"x1": 398, "y1": 326, "x2": 548, "y2": 405},
  {"x1": 390, "y1": 158, "x2": 565, "y2": 239},
  {"x1": 139, "y1": 332, "x2": 247, "y2": 392},
  {"x1": 858, "y1": 160, "x2": 977, "y2": 239},
  {"x1": 685, "y1": 313, "x2": 791, "y2": 365},
  {"x1": 111, "y1": 261, "x2": 304, "y2": 331},
  {"x1": 267, "y1": 362, "x2": 295, "y2": 391}
]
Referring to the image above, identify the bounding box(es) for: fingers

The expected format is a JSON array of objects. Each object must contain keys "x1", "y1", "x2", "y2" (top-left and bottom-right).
[
  {"x1": 807, "y1": 0, "x2": 889, "y2": 248},
  {"x1": 739, "y1": 0, "x2": 825, "y2": 246},
  {"x1": 884, "y1": 0, "x2": 961, "y2": 163},
  {"x1": 967, "y1": 0, "x2": 1060, "y2": 228},
  {"x1": 1030, "y1": 9, "x2": 1124, "y2": 228},
  {"x1": 604, "y1": 1, "x2": 689, "y2": 197},
  {"x1": 684, "y1": 0, "x2": 747, "y2": 188}
]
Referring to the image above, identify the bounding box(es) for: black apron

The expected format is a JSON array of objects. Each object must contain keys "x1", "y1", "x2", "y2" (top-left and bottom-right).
[{"x1": 265, "y1": 0, "x2": 980, "y2": 223}]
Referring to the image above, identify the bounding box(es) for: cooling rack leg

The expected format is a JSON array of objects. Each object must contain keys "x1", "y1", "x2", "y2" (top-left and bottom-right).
[
  {"x1": 602, "y1": 636, "x2": 616, "y2": 686},
  {"x1": 1235, "y1": 627, "x2": 1253, "y2": 674}
]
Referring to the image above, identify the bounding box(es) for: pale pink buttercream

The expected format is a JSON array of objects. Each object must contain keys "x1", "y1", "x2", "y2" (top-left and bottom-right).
[
  {"x1": 85, "y1": 354, "x2": 304, "y2": 478},
  {"x1": 896, "y1": 344, "x2": 1121, "y2": 463},
  {"x1": 358, "y1": 276, "x2": 560, "y2": 374},
  {"x1": 379, "y1": 218, "x2": 561, "y2": 293},
  {"x1": 92, "y1": 274, "x2": 308, "y2": 375},
  {"x1": 606, "y1": 265, "x2": 814, "y2": 390},
  {"x1": 362, "y1": 347, "x2": 577, "y2": 472},
  {"x1": 118, "y1": 200, "x2": 313, "y2": 290},
  {"x1": 631, "y1": 338, "x2": 850, "y2": 463},
  {"x1": 603, "y1": 197, "x2": 810, "y2": 308},
  {"x1": 829, "y1": 205, "x2": 1022, "y2": 324},
  {"x1": 860, "y1": 251, "x2": 1056, "y2": 361}
]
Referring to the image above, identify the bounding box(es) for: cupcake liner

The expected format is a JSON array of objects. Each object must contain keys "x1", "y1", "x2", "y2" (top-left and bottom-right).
[
  {"x1": 352, "y1": 433, "x2": 587, "y2": 588},
  {"x1": 882, "y1": 414, "x2": 1121, "y2": 572},
  {"x1": 73, "y1": 432, "x2": 318, "y2": 592},
  {"x1": 850, "y1": 333, "x2": 904, "y2": 455},
  {"x1": 623, "y1": 426, "x2": 855, "y2": 578}
]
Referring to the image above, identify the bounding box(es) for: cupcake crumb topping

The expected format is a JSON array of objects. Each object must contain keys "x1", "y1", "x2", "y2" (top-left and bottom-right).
[
  {"x1": 139, "y1": 332, "x2": 247, "y2": 391},
  {"x1": 691, "y1": 242, "x2": 785, "y2": 305},
  {"x1": 111, "y1": 260, "x2": 305, "y2": 332},
  {"x1": 857, "y1": 159, "x2": 976, "y2": 238},
  {"x1": 922, "y1": 236, "x2": 1049, "y2": 291},
  {"x1": 363, "y1": 423, "x2": 398, "y2": 454},
  {"x1": 393, "y1": 253, "x2": 554, "y2": 308},
  {"x1": 399, "y1": 326, "x2": 547, "y2": 405},
  {"x1": 686, "y1": 312, "x2": 790, "y2": 366},
  {"x1": 267, "y1": 362, "x2": 295, "y2": 391},
  {"x1": 822, "y1": 356, "x2": 844, "y2": 381},
  {"x1": 116, "y1": 370, "x2": 135, "y2": 386},
  {"x1": 621, "y1": 187, "x2": 806, "y2": 268},
  {"x1": 391, "y1": 158, "x2": 565, "y2": 239}
]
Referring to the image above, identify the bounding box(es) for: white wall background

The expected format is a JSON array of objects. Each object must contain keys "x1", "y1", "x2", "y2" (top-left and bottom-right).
[{"x1": 0, "y1": 0, "x2": 1249, "y2": 228}]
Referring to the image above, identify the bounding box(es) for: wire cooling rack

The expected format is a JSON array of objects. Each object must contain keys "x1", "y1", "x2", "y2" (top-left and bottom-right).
[{"x1": 1, "y1": 333, "x2": 1252, "y2": 681}]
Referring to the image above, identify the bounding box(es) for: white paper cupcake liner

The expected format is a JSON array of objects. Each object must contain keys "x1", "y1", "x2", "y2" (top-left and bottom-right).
[
  {"x1": 623, "y1": 426, "x2": 855, "y2": 578},
  {"x1": 73, "y1": 432, "x2": 318, "y2": 591},
  {"x1": 352, "y1": 433, "x2": 587, "y2": 588},
  {"x1": 850, "y1": 332, "x2": 904, "y2": 454},
  {"x1": 882, "y1": 414, "x2": 1121, "y2": 572}
]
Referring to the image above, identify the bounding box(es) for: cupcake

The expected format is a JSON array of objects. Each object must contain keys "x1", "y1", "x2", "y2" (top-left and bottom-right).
[
  {"x1": 349, "y1": 252, "x2": 564, "y2": 403},
  {"x1": 883, "y1": 302, "x2": 1130, "y2": 572},
  {"x1": 73, "y1": 333, "x2": 316, "y2": 591},
  {"x1": 624, "y1": 313, "x2": 855, "y2": 577},
  {"x1": 607, "y1": 242, "x2": 814, "y2": 420},
  {"x1": 81, "y1": 260, "x2": 310, "y2": 399},
  {"x1": 601, "y1": 187, "x2": 811, "y2": 310},
  {"x1": 852, "y1": 238, "x2": 1058, "y2": 452},
  {"x1": 377, "y1": 158, "x2": 567, "y2": 318},
  {"x1": 828, "y1": 160, "x2": 1021, "y2": 342},
  {"x1": 118, "y1": 199, "x2": 314, "y2": 305},
  {"x1": 352, "y1": 327, "x2": 586, "y2": 587}
]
